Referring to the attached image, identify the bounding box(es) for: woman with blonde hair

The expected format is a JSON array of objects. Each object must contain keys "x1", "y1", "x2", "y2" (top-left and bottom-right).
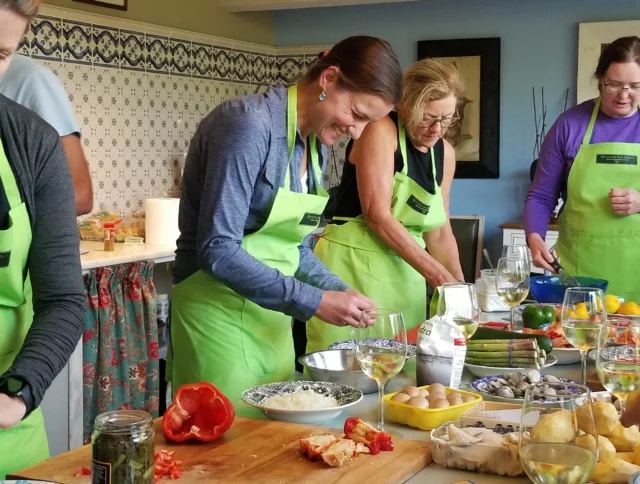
[{"x1": 304, "y1": 58, "x2": 465, "y2": 354}]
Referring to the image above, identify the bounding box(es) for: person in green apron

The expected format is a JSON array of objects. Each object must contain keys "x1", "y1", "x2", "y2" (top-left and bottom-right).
[
  {"x1": 0, "y1": 6, "x2": 85, "y2": 474},
  {"x1": 169, "y1": 36, "x2": 403, "y2": 417},
  {"x1": 304, "y1": 58, "x2": 466, "y2": 356},
  {"x1": 525, "y1": 36, "x2": 640, "y2": 302}
]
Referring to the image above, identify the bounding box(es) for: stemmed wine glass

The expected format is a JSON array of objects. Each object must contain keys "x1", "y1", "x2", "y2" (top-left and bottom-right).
[
  {"x1": 436, "y1": 282, "x2": 480, "y2": 339},
  {"x1": 596, "y1": 318, "x2": 640, "y2": 414},
  {"x1": 561, "y1": 287, "x2": 607, "y2": 385},
  {"x1": 495, "y1": 256, "x2": 531, "y2": 330},
  {"x1": 502, "y1": 244, "x2": 531, "y2": 265},
  {"x1": 355, "y1": 309, "x2": 407, "y2": 433},
  {"x1": 519, "y1": 382, "x2": 597, "y2": 484}
]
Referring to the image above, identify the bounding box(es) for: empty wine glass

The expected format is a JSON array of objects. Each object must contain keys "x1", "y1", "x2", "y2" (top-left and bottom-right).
[
  {"x1": 355, "y1": 309, "x2": 407, "y2": 433},
  {"x1": 519, "y1": 382, "x2": 597, "y2": 484},
  {"x1": 561, "y1": 287, "x2": 607, "y2": 385},
  {"x1": 436, "y1": 282, "x2": 480, "y2": 339},
  {"x1": 495, "y1": 256, "x2": 531, "y2": 330}
]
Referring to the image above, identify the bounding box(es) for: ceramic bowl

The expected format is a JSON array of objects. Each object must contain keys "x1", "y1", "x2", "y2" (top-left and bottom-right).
[
  {"x1": 241, "y1": 380, "x2": 362, "y2": 425},
  {"x1": 529, "y1": 276, "x2": 608, "y2": 304},
  {"x1": 328, "y1": 339, "x2": 417, "y2": 358}
]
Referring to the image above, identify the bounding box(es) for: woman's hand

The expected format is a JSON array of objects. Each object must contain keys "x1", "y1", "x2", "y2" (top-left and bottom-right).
[
  {"x1": 315, "y1": 290, "x2": 374, "y2": 328},
  {"x1": 610, "y1": 188, "x2": 640, "y2": 216},
  {"x1": 527, "y1": 233, "x2": 556, "y2": 273},
  {"x1": 429, "y1": 269, "x2": 458, "y2": 287},
  {"x1": 0, "y1": 393, "x2": 27, "y2": 429}
]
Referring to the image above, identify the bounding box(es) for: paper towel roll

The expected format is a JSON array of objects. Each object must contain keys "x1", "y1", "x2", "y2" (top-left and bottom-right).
[{"x1": 145, "y1": 198, "x2": 180, "y2": 246}]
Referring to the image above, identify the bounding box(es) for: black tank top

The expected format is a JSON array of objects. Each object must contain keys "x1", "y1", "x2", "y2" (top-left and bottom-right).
[{"x1": 328, "y1": 111, "x2": 445, "y2": 219}]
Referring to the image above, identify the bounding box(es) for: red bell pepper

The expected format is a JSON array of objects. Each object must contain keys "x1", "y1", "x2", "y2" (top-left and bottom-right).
[
  {"x1": 343, "y1": 417, "x2": 393, "y2": 455},
  {"x1": 162, "y1": 382, "x2": 235, "y2": 442}
]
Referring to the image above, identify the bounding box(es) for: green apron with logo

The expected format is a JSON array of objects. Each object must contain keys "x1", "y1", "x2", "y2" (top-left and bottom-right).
[
  {"x1": 168, "y1": 86, "x2": 329, "y2": 418},
  {"x1": 0, "y1": 142, "x2": 49, "y2": 478},
  {"x1": 556, "y1": 98, "x2": 640, "y2": 302},
  {"x1": 306, "y1": 119, "x2": 446, "y2": 356}
]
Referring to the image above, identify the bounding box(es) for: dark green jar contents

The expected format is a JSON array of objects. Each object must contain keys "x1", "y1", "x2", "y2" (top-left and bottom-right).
[{"x1": 92, "y1": 410, "x2": 155, "y2": 484}]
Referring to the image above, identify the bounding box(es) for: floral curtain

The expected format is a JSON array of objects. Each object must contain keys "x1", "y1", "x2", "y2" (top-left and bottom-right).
[{"x1": 82, "y1": 261, "x2": 160, "y2": 443}]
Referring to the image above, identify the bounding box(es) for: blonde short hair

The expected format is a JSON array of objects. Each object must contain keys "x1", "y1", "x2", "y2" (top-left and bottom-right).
[
  {"x1": 402, "y1": 58, "x2": 464, "y2": 132},
  {"x1": 0, "y1": 0, "x2": 41, "y2": 21}
]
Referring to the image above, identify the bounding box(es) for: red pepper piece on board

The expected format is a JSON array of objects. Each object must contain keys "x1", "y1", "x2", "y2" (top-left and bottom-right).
[
  {"x1": 343, "y1": 417, "x2": 394, "y2": 455},
  {"x1": 162, "y1": 382, "x2": 235, "y2": 442},
  {"x1": 75, "y1": 467, "x2": 91, "y2": 477}
]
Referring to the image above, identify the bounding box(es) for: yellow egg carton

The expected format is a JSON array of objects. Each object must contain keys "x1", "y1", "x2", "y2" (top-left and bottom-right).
[{"x1": 384, "y1": 385, "x2": 482, "y2": 431}]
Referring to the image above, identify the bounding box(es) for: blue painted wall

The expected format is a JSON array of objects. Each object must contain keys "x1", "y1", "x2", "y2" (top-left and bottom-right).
[{"x1": 274, "y1": 0, "x2": 640, "y2": 259}]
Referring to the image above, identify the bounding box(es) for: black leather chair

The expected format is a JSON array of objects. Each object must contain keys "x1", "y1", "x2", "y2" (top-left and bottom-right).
[{"x1": 449, "y1": 215, "x2": 485, "y2": 283}]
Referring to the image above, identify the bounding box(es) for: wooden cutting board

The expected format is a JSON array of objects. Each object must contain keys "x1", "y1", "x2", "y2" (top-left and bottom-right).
[{"x1": 10, "y1": 417, "x2": 432, "y2": 483}]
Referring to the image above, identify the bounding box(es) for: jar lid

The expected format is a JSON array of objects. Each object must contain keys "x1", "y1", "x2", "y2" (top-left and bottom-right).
[{"x1": 94, "y1": 410, "x2": 152, "y2": 434}]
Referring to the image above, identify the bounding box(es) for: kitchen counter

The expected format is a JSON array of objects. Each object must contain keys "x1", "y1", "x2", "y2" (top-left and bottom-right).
[{"x1": 80, "y1": 240, "x2": 176, "y2": 271}]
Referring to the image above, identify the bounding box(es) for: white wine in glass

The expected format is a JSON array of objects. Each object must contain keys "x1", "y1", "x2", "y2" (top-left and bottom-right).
[
  {"x1": 436, "y1": 282, "x2": 480, "y2": 340},
  {"x1": 519, "y1": 382, "x2": 597, "y2": 484},
  {"x1": 355, "y1": 309, "x2": 407, "y2": 433},
  {"x1": 495, "y1": 256, "x2": 530, "y2": 330}
]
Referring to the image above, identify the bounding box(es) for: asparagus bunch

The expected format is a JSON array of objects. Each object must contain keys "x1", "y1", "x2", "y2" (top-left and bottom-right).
[{"x1": 466, "y1": 339, "x2": 546, "y2": 368}]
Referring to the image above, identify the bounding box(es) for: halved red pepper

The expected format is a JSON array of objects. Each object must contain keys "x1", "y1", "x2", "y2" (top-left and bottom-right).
[
  {"x1": 162, "y1": 382, "x2": 235, "y2": 442},
  {"x1": 343, "y1": 417, "x2": 394, "y2": 455}
]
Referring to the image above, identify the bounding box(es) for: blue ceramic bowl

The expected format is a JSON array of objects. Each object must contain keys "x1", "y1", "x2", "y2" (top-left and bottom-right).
[{"x1": 529, "y1": 276, "x2": 608, "y2": 304}]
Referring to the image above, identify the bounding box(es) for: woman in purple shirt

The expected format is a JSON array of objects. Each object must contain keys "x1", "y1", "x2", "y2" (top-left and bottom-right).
[{"x1": 524, "y1": 36, "x2": 640, "y2": 302}]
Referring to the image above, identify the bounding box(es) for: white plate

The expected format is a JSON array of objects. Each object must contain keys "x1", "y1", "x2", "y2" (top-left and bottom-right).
[
  {"x1": 464, "y1": 354, "x2": 558, "y2": 378},
  {"x1": 553, "y1": 347, "x2": 582, "y2": 365},
  {"x1": 241, "y1": 380, "x2": 363, "y2": 425}
]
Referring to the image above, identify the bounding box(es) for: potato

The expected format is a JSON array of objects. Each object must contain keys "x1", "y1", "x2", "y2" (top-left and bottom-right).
[
  {"x1": 606, "y1": 423, "x2": 640, "y2": 452},
  {"x1": 575, "y1": 434, "x2": 616, "y2": 463},
  {"x1": 595, "y1": 402, "x2": 620, "y2": 435},
  {"x1": 531, "y1": 410, "x2": 577, "y2": 444},
  {"x1": 617, "y1": 451, "x2": 635, "y2": 463},
  {"x1": 633, "y1": 438, "x2": 640, "y2": 465},
  {"x1": 590, "y1": 458, "x2": 640, "y2": 484}
]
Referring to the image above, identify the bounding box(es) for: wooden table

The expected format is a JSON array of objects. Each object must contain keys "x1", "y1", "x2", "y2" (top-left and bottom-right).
[{"x1": 10, "y1": 416, "x2": 432, "y2": 484}]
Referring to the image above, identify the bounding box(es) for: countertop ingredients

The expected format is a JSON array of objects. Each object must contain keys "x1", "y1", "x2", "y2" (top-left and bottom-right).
[
  {"x1": 531, "y1": 409, "x2": 577, "y2": 444},
  {"x1": 471, "y1": 327, "x2": 553, "y2": 354},
  {"x1": 261, "y1": 387, "x2": 338, "y2": 410},
  {"x1": 162, "y1": 382, "x2": 235, "y2": 443},
  {"x1": 473, "y1": 371, "x2": 571, "y2": 400},
  {"x1": 466, "y1": 338, "x2": 547, "y2": 368},
  {"x1": 154, "y1": 449, "x2": 183, "y2": 482},
  {"x1": 522, "y1": 304, "x2": 556, "y2": 330},
  {"x1": 344, "y1": 417, "x2": 394, "y2": 455}
]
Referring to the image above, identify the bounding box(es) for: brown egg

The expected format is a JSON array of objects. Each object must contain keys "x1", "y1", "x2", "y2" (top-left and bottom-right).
[
  {"x1": 391, "y1": 392, "x2": 411, "y2": 403},
  {"x1": 429, "y1": 383, "x2": 446, "y2": 394},
  {"x1": 447, "y1": 391, "x2": 462, "y2": 401},
  {"x1": 447, "y1": 395, "x2": 463, "y2": 406},
  {"x1": 431, "y1": 398, "x2": 450, "y2": 409},
  {"x1": 402, "y1": 385, "x2": 420, "y2": 398},
  {"x1": 418, "y1": 388, "x2": 429, "y2": 398},
  {"x1": 427, "y1": 392, "x2": 443, "y2": 404},
  {"x1": 461, "y1": 394, "x2": 477, "y2": 403},
  {"x1": 407, "y1": 396, "x2": 429, "y2": 408}
]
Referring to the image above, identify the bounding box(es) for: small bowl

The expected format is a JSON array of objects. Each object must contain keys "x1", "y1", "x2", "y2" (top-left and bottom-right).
[
  {"x1": 328, "y1": 339, "x2": 417, "y2": 358},
  {"x1": 383, "y1": 385, "x2": 482, "y2": 431},
  {"x1": 299, "y1": 349, "x2": 381, "y2": 394},
  {"x1": 529, "y1": 276, "x2": 608, "y2": 304},
  {"x1": 241, "y1": 380, "x2": 362, "y2": 425}
]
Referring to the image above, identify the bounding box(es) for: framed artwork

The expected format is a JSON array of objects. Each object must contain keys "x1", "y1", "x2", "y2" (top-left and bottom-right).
[
  {"x1": 577, "y1": 20, "x2": 640, "y2": 103},
  {"x1": 417, "y1": 37, "x2": 501, "y2": 179},
  {"x1": 73, "y1": 0, "x2": 128, "y2": 10}
]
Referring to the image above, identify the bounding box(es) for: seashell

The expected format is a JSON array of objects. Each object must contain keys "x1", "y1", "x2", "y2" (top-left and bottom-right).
[
  {"x1": 447, "y1": 424, "x2": 482, "y2": 445},
  {"x1": 496, "y1": 387, "x2": 515, "y2": 398},
  {"x1": 490, "y1": 381, "x2": 502, "y2": 390},
  {"x1": 543, "y1": 375, "x2": 560, "y2": 383},
  {"x1": 544, "y1": 387, "x2": 557, "y2": 396},
  {"x1": 514, "y1": 388, "x2": 525, "y2": 398},
  {"x1": 526, "y1": 369, "x2": 541, "y2": 383},
  {"x1": 497, "y1": 378, "x2": 509, "y2": 385},
  {"x1": 516, "y1": 381, "x2": 529, "y2": 391},
  {"x1": 508, "y1": 372, "x2": 523, "y2": 385}
]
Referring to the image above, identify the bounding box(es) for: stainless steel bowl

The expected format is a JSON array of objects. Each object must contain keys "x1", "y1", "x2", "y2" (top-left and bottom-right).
[{"x1": 298, "y1": 349, "x2": 379, "y2": 394}]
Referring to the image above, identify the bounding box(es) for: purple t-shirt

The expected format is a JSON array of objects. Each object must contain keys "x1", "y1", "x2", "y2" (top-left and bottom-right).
[{"x1": 524, "y1": 99, "x2": 640, "y2": 239}]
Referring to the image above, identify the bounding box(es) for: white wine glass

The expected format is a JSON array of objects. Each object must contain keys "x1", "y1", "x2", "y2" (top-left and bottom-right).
[
  {"x1": 519, "y1": 382, "x2": 597, "y2": 484},
  {"x1": 355, "y1": 309, "x2": 407, "y2": 433},
  {"x1": 436, "y1": 282, "x2": 480, "y2": 339},
  {"x1": 561, "y1": 287, "x2": 607, "y2": 385},
  {"x1": 495, "y1": 256, "x2": 531, "y2": 330},
  {"x1": 596, "y1": 318, "x2": 640, "y2": 413},
  {"x1": 502, "y1": 244, "x2": 531, "y2": 265}
]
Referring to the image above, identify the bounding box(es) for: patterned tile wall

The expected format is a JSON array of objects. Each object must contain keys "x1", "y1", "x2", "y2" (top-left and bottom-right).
[{"x1": 20, "y1": 6, "x2": 339, "y2": 216}]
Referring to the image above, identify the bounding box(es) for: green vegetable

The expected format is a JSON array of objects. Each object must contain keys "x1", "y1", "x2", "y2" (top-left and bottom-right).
[
  {"x1": 522, "y1": 304, "x2": 555, "y2": 329},
  {"x1": 466, "y1": 356, "x2": 543, "y2": 368},
  {"x1": 467, "y1": 339, "x2": 539, "y2": 351},
  {"x1": 471, "y1": 327, "x2": 553, "y2": 354},
  {"x1": 92, "y1": 426, "x2": 154, "y2": 484}
]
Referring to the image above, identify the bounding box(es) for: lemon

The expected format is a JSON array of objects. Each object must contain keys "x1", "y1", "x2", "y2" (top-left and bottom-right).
[
  {"x1": 605, "y1": 295, "x2": 621, "y2": 314},
  {"x1": 566, "y1": 309, "x2": 577, "y2": 319},
  {"x1": 618, "y1": 302, "x2": 640, "y2": 316},
  {"x1": 575, "y1": 305, "x2": 590, "y2": 320}
]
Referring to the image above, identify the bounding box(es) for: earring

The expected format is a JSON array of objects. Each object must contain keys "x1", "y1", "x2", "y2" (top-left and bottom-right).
[{"x1": 319, "y1": 90, "x2": 326, "y2": 101}]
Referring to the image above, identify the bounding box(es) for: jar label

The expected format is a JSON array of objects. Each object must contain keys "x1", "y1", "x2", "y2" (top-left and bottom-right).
[{"x1": 92, "y1": 460, "x2": 111, "y2": 484}]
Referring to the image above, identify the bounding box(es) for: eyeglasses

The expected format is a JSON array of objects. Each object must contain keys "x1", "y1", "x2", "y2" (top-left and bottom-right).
[
  {"x1": 417, "y1": 115, "x2": 460, "y2": 129},
  {"x1": 603, "y1": 81, "x2": 640, "y2": 96}
]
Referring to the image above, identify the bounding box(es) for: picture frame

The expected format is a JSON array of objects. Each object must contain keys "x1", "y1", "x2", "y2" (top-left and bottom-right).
[
  {"x1": 417, "y1": 37, "x2": 501, "y2": 179},
  {"x1": 577, "y1": 20, "x2": 640, "y2": 103},
  {"x1": 73, "y1": 0, "x2": 128, "y2": 11}
]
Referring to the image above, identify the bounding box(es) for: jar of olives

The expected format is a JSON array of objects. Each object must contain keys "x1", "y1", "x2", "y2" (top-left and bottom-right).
[{"x1": 92, "y1": 410, "x2": 155, "y2": 484}]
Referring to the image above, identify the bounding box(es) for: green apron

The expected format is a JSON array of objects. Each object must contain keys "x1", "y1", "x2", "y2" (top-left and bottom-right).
[
  {"x1": 556, "y1": 98, "x2": 640, "y2": 302},
  {"x1": 306, "y1": 118, "x2": 446, "y2": 355},
  {"x1": 0, "y1": 141, "x2": 49, "y2": 478},
  {"x1": 168, "y1": 86, "x2": 329, "y2": 418}
]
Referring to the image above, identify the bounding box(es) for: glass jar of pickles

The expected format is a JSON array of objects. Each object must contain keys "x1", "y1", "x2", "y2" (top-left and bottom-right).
[{"x1": 92, "y1": 410, "x2": 155, "y2": 484}]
